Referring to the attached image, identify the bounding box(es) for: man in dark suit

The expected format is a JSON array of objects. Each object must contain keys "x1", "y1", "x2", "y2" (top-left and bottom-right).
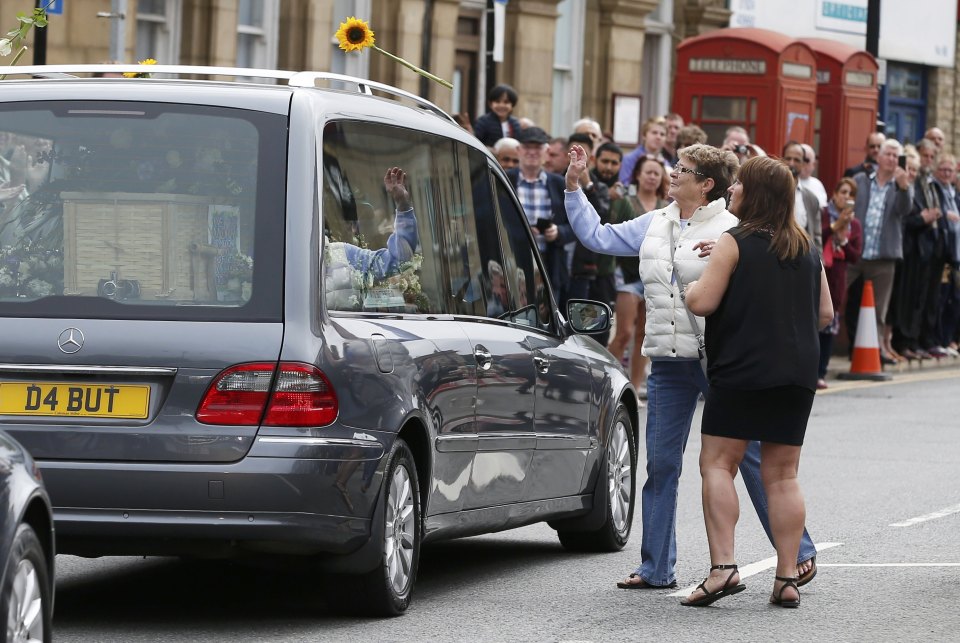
[
  {"x1": 891, "y1": 160, "x2": 949, "y2": 358},
  {"x1": 506, "y1": 126, "x2": 576, "y2": 308}
]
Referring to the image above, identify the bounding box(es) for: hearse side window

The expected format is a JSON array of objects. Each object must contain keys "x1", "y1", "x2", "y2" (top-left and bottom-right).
[
  {"x1": 490, "y1": 173, "x2": 555, "y2": 332},
  {"x1": 322, "y1": 121, "x2": 503, "y2": 317}
]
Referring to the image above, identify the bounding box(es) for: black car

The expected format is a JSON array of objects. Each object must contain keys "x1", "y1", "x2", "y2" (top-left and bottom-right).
[{"x1": 0, "y1": 430, "x2": 54, "y2": 642}]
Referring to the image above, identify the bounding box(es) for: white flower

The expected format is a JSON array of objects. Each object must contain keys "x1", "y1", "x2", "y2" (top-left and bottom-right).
[
  {"x1": 25, "y1": 279, "x2": 53, "y2": 297},
  {"x1": 0, "y1": 38, "x2": 12, "y2": 57}
]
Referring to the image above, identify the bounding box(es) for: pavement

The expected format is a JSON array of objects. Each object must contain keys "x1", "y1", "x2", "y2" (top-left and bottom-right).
[{"x1": 823, "y1": 349, "x2": 960, "y2": 383}]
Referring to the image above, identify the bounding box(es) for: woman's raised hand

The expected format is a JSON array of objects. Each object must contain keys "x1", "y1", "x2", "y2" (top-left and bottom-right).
[
  {"x1": 566, "y1": 144, "x2": 588, "y2": 191},
  {"x1": 384, "y1": 166, "x2": 411, "y2": 211}
]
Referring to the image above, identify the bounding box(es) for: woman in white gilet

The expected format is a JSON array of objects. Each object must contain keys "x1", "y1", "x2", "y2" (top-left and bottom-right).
[{"x1": 563, "y1": 144, "x2": 817, "y2": 590}]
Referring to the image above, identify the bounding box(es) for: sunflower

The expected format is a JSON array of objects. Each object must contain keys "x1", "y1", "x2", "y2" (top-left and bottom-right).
[
  {"x1": 123, "y1": 58, "x2": 158, "y2": 78},
  {"x1": 336, "y1": 17, "x2": 375, "y2": 52}
]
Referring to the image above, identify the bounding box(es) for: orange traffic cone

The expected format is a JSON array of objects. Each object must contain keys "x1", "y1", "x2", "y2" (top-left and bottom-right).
[{"x1": 838, "y1": 280, "x2": 892, "y2": 381}]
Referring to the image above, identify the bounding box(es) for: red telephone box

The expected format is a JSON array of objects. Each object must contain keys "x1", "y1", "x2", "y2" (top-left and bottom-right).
[
  {"x1": 672, "y1": 28, "x2": 818, "y2": 156},
  {"x1": 798, "y1": 38, "x2": 878, "y2": 193}
]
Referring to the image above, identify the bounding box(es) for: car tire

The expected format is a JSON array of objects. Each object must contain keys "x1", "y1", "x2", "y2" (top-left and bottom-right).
[
  {"x1": 556, "y1": 403, "x2": 636, "y2": 552},
  {"x1": 2, "y1": 523, "x2": 52, "y2": 643},
  {"x1": 357, "y1": 438, "x2": 421, "y2": 616}
]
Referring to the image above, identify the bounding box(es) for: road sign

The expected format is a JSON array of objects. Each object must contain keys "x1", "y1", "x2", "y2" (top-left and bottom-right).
[{"x1": 46, "y1": 0, "x2": 64, "y2": 16}]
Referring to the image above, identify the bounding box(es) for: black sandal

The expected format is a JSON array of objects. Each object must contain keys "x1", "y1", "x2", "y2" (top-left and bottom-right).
[
  {"x1": 680, "y1": 564, "x2": 746, "y2": 607},
  {"x1": 770, "y1": 575, "x2": 801, "y2": 608}
]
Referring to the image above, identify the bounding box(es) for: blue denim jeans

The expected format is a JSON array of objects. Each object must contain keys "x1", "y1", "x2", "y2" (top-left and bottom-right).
[{"x1": 636, "y1": 359, "x2": 817, "y2": 585}]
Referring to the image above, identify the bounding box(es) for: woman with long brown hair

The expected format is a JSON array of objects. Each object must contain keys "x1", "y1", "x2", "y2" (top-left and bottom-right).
[{"x1": 680, "y1": 156, "x2": 833, "y2": 608}]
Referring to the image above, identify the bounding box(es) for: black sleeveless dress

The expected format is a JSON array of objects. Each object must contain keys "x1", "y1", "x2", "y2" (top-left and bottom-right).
[{"x1": 700, "y1": 227, "x2": 822, "y2": 446}]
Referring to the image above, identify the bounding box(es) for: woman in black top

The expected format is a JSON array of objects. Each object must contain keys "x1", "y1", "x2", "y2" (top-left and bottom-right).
[{"x1": 679, "y1": 156, "x2": 833, "y2": 609}]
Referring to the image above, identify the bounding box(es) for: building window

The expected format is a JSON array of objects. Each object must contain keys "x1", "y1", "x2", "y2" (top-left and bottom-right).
[
  {"x1": 551, "y1": 0, "x2": 585, "y2": 136},
  {"x1": 330, "y1": 0, "x2": 372, "y2": 78},
  {"x1": 135, "y1": 0, "x2": 181, "y2": 65},
  {"x1": 237, "y1": 0, "x2": 279, "y2": 73},
  {"x1": 641, "y1": 0, "x2": 673, "y2": 121}
]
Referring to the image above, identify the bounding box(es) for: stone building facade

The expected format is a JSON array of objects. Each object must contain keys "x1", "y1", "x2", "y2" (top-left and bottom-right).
[{"x1": 3, "y1": 0, "x2": 731, "y2": 139}]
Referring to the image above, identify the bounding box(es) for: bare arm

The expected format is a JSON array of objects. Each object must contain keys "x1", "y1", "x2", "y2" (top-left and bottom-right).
[
  {"x1": 684, "y1": 232, "x2": 739, "y2": 317},
  {"x1": 819, "y1": 265, "x2": 834, "y2": 329}
]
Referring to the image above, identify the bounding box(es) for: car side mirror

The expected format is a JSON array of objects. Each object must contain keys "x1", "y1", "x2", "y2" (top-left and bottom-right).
[{"x1": 566, "y1": 299, "x2": 611, "y2": 334}]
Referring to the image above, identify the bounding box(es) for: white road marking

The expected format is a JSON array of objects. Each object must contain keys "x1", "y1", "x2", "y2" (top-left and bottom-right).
[
  {"x1": 667, "y1": 542, "x2": 843, "y2": 597},
  {"x1": 819, "y1": 563, "x2": 960, "y2": 567},
  {"x1": 890, "y1": 503, "x2": 960, "y2": 527}
]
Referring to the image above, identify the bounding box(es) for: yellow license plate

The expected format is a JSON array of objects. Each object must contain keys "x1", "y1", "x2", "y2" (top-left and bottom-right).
[{"x1": 0, "y1": 382, "x2": 150, "y2": 419}]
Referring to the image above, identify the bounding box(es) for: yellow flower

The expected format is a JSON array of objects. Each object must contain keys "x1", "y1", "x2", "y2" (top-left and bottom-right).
[
  {"x1": 123, "y1": 58, "x2": 158, "y2": 78},
  {"x1": 332, "y1": 17, "x2": 452, "y2": 89},
  {"x1": 336, "y1": 17, "x2": 375, "y2": 52}
]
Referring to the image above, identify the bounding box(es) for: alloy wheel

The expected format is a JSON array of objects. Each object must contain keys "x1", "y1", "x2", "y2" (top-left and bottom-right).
[
  {"x1": 384, "y1": 463, "x2": 416, "y2": 595},
  {"x1": 607, "y1": 419, "x2": 632, "y2": 534},
  {"x1": 7, "y1": 558, "x2": 43, "y2": 643}
]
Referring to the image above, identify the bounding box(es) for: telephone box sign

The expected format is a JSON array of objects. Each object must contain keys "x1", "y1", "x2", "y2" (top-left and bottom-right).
[{"x1": 688, "y1": 58, "x2": 767, "y2": 74}]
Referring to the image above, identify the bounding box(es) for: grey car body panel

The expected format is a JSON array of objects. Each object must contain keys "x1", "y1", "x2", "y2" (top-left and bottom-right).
[
  {"x1": 0, "y1": 319, "x2": 283, "y2": 462},
  {"x1": 0, "y1": 77, "x2": 637, "y2": 563}
]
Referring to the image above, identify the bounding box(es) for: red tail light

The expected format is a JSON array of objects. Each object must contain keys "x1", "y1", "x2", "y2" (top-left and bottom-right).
[
  {"x1": 263, "y1": 363, "x2": 338, "y2": 427},
  {"x1": 196, "y1": 362, "x2": 275, "y2": 425},
  {"x1": 196, "y1": 362, "x2": 338, "y2": 427}
]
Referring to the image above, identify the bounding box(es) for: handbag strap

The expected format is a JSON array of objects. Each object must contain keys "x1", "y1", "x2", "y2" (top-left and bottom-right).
[{"x1": 668, "y1": 221, "x2": 707, "y2": 370}]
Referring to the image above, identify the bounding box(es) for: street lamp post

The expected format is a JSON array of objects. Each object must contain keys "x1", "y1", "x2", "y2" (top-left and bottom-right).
[{"x1": 96, "y1": 0, "x2": 127, "y2": 62}]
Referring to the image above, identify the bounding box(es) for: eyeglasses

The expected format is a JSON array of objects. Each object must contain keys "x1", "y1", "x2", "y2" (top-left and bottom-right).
[{"x1": 674, "y1": 164, "x2": 704, "y2": 177}]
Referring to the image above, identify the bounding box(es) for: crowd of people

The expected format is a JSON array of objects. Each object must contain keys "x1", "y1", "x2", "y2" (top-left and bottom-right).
[
  {"x1": 462, "y1": 83, "x2": 960, "y2": 397},
  {"x1": 456, "y1": 82, "x2": 960, "y2": 609}
]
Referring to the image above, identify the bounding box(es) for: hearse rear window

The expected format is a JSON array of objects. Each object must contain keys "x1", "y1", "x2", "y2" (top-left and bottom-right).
[{"x1": 0, "y1": 102, "x2": 286, "y2": 321}]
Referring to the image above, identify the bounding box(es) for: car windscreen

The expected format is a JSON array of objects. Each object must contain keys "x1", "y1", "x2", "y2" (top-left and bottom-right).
[{"x1": 0, "y1": 101, "x2": 286, "y2": 321}]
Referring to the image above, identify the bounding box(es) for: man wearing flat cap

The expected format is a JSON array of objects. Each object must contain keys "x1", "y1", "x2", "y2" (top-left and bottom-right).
[{"x1": 506, "y1": 126, "x2": 575, "y2": 307}]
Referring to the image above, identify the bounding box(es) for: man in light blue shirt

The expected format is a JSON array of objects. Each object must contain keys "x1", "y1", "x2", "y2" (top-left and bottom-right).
[{"x1": 847, "y1": 139, "x2": 912, "y2": 359}]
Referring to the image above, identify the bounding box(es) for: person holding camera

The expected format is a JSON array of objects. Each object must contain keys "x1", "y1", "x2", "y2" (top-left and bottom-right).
[
  {"x1": 506, "y1": 126, "x2": 576, "y2": 308},
  {"x1": 818, "y1": 178, "x2": 863, "y2": 389},
  {"x1": 845, "y1": 138, "x2": 912, "y2": 362},
  {"x1": 721, "y1": 126, "x2": 751, "y2": 162}
]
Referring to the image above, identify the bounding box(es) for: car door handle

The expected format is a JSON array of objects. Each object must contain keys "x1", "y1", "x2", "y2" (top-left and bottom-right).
[
  {"x1": 534, "y1": 356, "x2": 549, "y2": 374},
  {"x1": 474, "y1": 345, "x2": 493, "y2": 371}
]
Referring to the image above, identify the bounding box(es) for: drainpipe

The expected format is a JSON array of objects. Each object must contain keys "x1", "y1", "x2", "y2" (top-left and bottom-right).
[{"x1": 420, "y1": 0, "x2": 436, "y2": 98}]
